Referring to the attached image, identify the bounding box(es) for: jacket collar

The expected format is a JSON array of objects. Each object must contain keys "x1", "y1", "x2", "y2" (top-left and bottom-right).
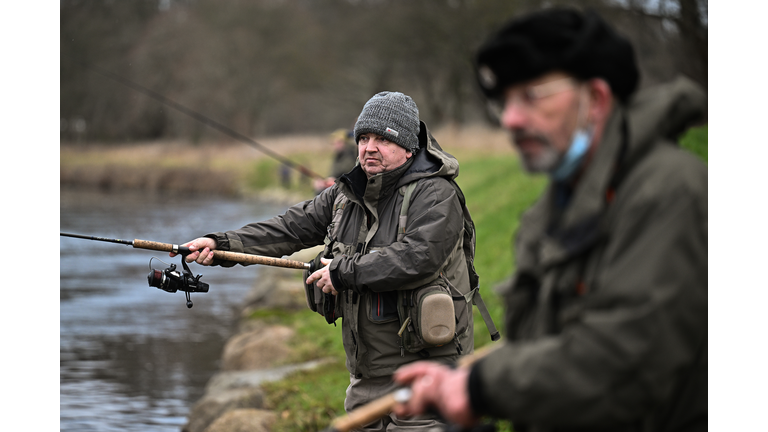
[
  {"x1": 339, "y1": 121, "x2": 460, "y2": 203},
  {"x1": 340, "y1": 156, "x2": 414, "y2": 204}
]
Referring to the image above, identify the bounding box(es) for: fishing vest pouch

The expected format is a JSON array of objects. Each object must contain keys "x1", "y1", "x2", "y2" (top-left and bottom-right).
[
  {"x1": 303, "y1": 252, "x2": 342, "y2": 325},
  {"x1": 397, "y1": 274, "x2": 470, "y2": 354}
]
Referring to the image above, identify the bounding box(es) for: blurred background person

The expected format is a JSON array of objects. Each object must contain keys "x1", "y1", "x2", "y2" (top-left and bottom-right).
[{"x1": 314, "y1": 128, "x2": 358, "y2": 194}]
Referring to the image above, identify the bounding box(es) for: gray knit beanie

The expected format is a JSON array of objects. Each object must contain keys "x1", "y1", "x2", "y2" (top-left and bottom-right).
[{"x1": 354, "y1": 91, "x2": 420, "y2": 154}]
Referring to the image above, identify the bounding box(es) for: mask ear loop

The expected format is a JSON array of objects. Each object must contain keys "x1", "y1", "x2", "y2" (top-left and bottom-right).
[
  {"x1": 551, "y1": 84, "x2": 595, "y2": 182},
  {"x1": 574, "y1": 83, "x2": 593, "y2": 134}
]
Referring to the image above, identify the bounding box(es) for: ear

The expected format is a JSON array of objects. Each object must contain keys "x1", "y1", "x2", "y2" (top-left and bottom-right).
[
  {"x1": 405, "y1": 150, "x2": 413, "y2": 159},
  {"x1": 586, "y1": 78, "x2": 614, "y2": 125}
]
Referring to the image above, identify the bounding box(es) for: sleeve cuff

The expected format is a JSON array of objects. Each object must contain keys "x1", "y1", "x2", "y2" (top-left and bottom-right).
[
  {"x1": 329, "y1": 256, "x2": 347, "y2": 292},
  {"x1": 204, "y1": 233, "x2": 228, "y2": 251},
  {"x1": 204, "y1": 233, "x2": 237, "y2": 267},
  {"x1": 468, "y1": 360, "x2": 490, "y2": 417}
]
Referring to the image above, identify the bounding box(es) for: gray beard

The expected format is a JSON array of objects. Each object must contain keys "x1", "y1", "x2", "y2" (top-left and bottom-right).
[
  {"x1": 520, "y1": 145, "x2": 560, "y2": 173},
  {"x1": 512, "y1": 133, "x2": 561, "y2": 173}
]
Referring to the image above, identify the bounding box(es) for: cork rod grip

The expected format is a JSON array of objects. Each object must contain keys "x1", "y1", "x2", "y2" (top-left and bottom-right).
[
  {"x1": 132, "y1": 239, "x2": 179, "y2": 252},
  {"x1": 330, "y1": 392, "x2": 401, "y2": 432},
  {"x1": 212, "y1": 250, "x2": 310, "y2": 270},
  {"x1": 131, "y1": 239, "x2": 310, "y2": 270}
]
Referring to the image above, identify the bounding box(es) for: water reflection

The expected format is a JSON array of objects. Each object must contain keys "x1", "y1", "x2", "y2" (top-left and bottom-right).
[{"x1": 60, "y1": 188, "x2": 289, "y2": 431}]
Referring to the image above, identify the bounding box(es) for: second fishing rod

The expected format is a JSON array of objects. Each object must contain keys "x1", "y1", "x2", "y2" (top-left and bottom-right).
[{"x1": 84, "y1": 63, "x2": 326, "y2": 181}]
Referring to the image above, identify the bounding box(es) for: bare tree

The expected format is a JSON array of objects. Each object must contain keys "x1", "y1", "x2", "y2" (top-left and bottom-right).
[{"x1": 60, "y1": 0, "x2": 706, "y2": 143}]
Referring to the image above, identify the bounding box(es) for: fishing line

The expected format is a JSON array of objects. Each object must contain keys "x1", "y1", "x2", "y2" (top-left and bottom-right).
[{"x1": 84, "y1": 63, "x2": 324, "y2": 180}]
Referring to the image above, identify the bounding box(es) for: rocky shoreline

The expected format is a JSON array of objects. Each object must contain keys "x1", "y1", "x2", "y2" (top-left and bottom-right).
[{"x1": 182, "y1": 246, "x2": 328, "y2": 432}]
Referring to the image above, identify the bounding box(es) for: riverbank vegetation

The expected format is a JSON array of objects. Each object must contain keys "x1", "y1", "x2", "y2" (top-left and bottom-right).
[{"x1": 60, "y1": 124, "x2": 707, "y2": 431}]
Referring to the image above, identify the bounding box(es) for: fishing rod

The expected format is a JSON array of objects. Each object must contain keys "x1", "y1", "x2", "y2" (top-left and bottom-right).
[
  {"x1": 83, "y1": 63, "x2": 325, "y2": 180},
  {"x1": 61, "y1": 232, "x2": 310, "y2": 308}
]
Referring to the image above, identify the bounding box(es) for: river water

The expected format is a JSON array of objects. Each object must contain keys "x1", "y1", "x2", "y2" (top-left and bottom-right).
[{"x1": 60, "y1": 188, "x2": 290, "y2": 432}]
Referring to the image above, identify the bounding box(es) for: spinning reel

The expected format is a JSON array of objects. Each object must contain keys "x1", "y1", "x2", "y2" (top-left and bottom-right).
[{"x1": 147, "y1": 256, "x2": 209, "y2": 308}]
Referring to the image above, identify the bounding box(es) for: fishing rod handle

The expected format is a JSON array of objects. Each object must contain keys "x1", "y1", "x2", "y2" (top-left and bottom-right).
[
  {"x1": 212, "y1": 250, "x2": 311, "y2": 270},
  {"x1": 133, "y1": 239, "x2": 192, "y2": 254},
  {"x1": 330, "y1": 389, "x2": 412, "y2": 432}
]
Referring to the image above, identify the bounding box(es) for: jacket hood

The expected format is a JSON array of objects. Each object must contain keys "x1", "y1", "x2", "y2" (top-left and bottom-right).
[
  {"x1": 624, "y1": 75, "x2": 706, "y2": 160},
  {"x1": 397, "y1": 121, "x2": 459, "y2": 188}
]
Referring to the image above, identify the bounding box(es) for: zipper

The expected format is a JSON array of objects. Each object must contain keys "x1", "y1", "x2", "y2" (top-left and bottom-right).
[
  {"x1": 397, "y1": 317, "x2": 411, "y2": 357},
  {"x1": 453, "y1": 332, "x2": 463, "y2": 355}
]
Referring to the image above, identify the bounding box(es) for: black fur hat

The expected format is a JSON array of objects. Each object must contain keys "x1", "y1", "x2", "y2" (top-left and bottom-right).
[{"x1": 475, "y1": 8, "x2": 639, "y2": 103}]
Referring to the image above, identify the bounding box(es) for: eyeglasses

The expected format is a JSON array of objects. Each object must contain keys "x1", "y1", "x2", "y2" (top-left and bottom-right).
[{"x1": 488, "y1": 77, "x2": 579, "y2": 119}]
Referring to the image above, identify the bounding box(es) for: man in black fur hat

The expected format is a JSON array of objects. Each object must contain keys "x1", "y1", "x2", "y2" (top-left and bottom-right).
[{"x1": 393, "y1": 8, "x2": 708, "y2": 432}]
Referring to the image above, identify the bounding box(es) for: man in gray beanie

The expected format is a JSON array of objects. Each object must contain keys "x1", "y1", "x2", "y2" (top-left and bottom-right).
[{"x1": 174, "y1": 91, "x2": 498, "y2": 431}]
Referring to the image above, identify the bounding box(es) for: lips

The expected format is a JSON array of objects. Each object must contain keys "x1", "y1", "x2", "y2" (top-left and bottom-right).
[
  {"x1": 512, "y1": 131, "x2": 548, "y2": 154},
  {"x1": 513, "y1": 137, "x2": 541, "y2": 155}
]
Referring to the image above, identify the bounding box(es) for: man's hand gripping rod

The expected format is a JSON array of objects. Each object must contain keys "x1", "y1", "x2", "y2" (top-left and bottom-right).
[
  {"x1": 60, "y1": 233, "x2": 311, "y2": 270},
  {"x1": 322, "y1": 344, "x2": 499, "y2": 432}
]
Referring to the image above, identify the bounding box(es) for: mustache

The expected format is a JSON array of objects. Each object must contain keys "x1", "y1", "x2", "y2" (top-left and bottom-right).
[{"x1": 511, "y1": 129, "x2": 551, "y2": 147}]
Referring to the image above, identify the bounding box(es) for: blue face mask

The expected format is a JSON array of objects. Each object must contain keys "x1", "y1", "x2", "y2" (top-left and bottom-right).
[
  {"x1": 551, "y1": 86, "x2": 593, "y2": 182},
  {"x1": 551, "y1": 126, "x2": 593, "y2": 182}
]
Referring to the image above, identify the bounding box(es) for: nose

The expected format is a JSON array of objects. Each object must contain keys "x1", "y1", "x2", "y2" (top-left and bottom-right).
[
  {"x1": 500, "y1": 99, "x2": 528, "y2": 130},
  {"x1": 362, "y1": 139, "x2": 378, "y2": 153}
]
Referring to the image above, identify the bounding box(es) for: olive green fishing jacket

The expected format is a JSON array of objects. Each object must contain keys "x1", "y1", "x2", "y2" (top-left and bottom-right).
[
  {"x1": 208, "y1": 122, "x2": 474, "y2": 379},
  {"x1": 468, "y1": 76, "x2": 708, "y2": 432}
]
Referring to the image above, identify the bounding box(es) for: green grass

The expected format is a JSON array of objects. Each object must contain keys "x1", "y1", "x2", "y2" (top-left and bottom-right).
[
  {"x1": 262, "y1": 361, "x2": 350, "y2": 431},
  {"x1": 253, "y1": 124, "x2": 707, "y2": 431},
  {"x1": 455, "y1": 154, "x2": 547, "y2": 350},
  {"x1": 680, "y1": 124, "x2": 708, "y2": 163}
]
